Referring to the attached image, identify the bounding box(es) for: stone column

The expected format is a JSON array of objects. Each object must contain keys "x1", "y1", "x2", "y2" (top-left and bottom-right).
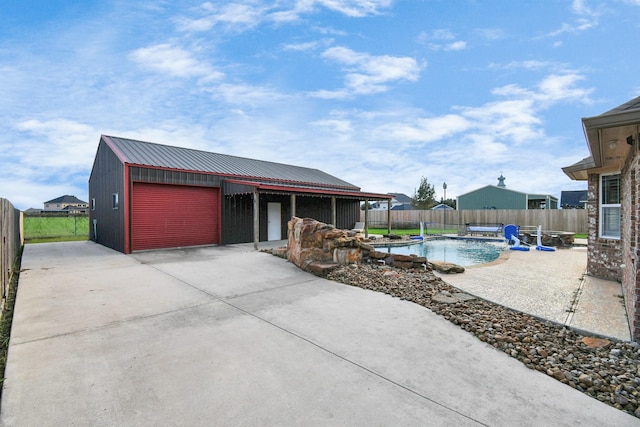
[
  {"x1": 331, "y1": 196, "x2": 336, "y2": 226},
  {"x1": 364, "y1": 198, "x2": 369, "y2": 238}
]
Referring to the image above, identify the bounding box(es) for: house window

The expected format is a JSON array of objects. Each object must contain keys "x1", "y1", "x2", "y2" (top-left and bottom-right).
[
  {"x1": 112, "y1": 193, "x2": 119, "y2": 209},
  {"x1": 600, "y1": 173, "x2": 620, "y2": 239},
  {"x1": 91, "y1": 198, "x2": 96, "y2": 210}
]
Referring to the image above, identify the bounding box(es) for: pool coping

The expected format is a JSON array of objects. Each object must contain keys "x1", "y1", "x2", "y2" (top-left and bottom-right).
[{"x1": 369, "y1": 235, "x2": 511, "y2": 268}]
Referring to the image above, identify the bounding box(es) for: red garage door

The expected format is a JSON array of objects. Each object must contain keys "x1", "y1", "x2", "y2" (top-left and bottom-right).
[{"x1": 132, "y1": 183, "x2": 220, "y2": 251}]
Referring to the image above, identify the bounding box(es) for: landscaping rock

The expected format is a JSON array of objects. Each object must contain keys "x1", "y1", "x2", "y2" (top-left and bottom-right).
[{"x1": 429, "y1": 260, "x2": 465, "y2": 274}]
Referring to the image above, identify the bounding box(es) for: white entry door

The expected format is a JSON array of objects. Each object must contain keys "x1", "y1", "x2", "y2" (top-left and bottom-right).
[{"x1": 267, "y1": 202, "x2": 281, "y2": 241}]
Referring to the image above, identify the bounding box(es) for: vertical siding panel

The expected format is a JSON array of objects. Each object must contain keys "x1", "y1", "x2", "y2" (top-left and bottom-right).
[{"x1": 89, "y1": 140, "x2": 125, "y2": 253}]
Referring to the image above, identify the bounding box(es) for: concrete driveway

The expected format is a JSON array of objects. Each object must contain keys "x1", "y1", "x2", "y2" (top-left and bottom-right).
[{"x1": 1, "y1": 241, "x2": 638, "y2": 426}]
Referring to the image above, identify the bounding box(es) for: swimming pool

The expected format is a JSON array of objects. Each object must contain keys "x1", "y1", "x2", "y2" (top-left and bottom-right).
[{"x1": 377, "y1": 238, "x2": 507, "y2": 266}]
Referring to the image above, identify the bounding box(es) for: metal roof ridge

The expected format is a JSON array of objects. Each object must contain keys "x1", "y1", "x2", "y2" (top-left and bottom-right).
[{"x1": 104, "y1": 134, "x2": 338, "y2": 175}]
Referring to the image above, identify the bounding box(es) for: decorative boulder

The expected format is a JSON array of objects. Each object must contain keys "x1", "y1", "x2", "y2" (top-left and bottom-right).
[
  {"x1": 429, "y1": 261, "x2": 465, "y2": 274},
  {"x1": 287, "y1": 217, "x2": 364, "y2": 272}
]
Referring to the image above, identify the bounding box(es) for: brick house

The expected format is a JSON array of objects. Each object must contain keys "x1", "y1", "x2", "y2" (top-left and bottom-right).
[
  {"x1": 563, "y1": 96, "x2": 640, "y2": 341},
  {"x1": 43, "y1": 195, "x2": 89, "y2": 213}
]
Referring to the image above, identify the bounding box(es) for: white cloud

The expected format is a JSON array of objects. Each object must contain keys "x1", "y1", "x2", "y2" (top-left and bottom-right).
[
  {"x1": 128, "y1": 44, "x2": 224, "y2": 79},
  {"x1": 417, "y1": 29, "x2": 467, "y2": 51},
  {"x1": 313, "y1": 0, "x2": 393, "y2": 17},
  {"x1": 207, "y1": 83, "x2": 290, "y2": 106},
  {"x1": 177, "y1": 0, "x2": 392, "y2": 30},
  {"x1": 314, "y1": 46, "x2": 421, "y2": 96},
  {"x1": 489, "y1": 60, "x2": 553, "y2": 71},
  {"x1": 491, "y1": 73, "x2": 592, "y2": 105},
  {"x1": 0, "y1": 118, "x2": 99, "y2": 208},
  {"x1": 536, "y1": 73, "x2": 592, "y2": 103},
  {"x1": 176, "y1": 2, "x2": 266, "y2": 32},
  {"x1": 14, "y1": 119, "x2": 98, "y2": 170},
  {"x1": 374, "y1": 114, "x2": 471, "y2": 144},
  {"x1": 444, "y1": 41, "x2": 466, "y2": 51},
  {"x1": 545, "y1": 0, "x2": 601, "y2": 37},
  {"x1": 283, "y1": 41, "x2": 321, "y2": 51},
  {"x1": 431, "y1": 29, "x2": 455, "y2": 40},
  {"x1": 311, "y1": 118, "x2": 353, "y2": 133},
  {"x1": 475, "y1": 28, "x2": 507, "y2": 41}
]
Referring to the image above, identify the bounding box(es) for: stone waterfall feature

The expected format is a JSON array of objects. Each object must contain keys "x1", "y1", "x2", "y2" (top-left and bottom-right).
[{"x1": 283, "y1": 217, "x2": 431, "y2": 275}]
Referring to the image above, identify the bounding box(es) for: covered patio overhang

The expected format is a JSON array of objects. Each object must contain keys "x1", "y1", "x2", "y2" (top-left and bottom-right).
[
  {"x1": 223, "y1": 179, "x2": 393, "y2": 249},
  {"x1": 563, "y1": 104, "x2": 640, "y2": 180}
]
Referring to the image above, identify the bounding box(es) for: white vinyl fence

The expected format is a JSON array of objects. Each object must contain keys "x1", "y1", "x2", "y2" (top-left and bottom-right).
[{"x1": 361, "y1": 209, "x2": 587, "y2": 234}]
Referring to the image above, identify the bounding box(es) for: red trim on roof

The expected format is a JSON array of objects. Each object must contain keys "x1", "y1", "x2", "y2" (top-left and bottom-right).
[
  {"x1": 102, "y1": 135, "x2": 129, "y2": 164},
  {"x1": 224, "y1": 179, "x2": 392, "y2": 199}
]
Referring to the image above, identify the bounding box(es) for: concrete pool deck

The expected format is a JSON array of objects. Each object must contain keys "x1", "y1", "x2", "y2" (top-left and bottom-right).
[
  {"x1": 269, "y1": 236, "x2": 630, "y2": 341},
  {"x1": 432, "y1": 245, "x2": 631, "y2": 341}
]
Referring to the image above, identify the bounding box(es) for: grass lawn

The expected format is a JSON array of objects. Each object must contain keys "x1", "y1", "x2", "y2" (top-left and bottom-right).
[
  {"x1": 26, "y1": 236, "x2": 88, "y2": 244},
  {"x1": 23, "y1": 216, "x2": 89, "y2": 242}
]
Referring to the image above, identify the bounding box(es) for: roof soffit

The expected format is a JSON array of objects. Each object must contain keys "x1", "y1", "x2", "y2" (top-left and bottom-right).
[{"x1": 582, "y1": 97, "x2": 640, "y2": 169}]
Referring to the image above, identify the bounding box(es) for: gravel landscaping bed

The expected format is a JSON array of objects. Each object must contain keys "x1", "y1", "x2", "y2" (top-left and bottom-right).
[{"x1": 325, "y1": 263, "x2": 640, "y2": 418}]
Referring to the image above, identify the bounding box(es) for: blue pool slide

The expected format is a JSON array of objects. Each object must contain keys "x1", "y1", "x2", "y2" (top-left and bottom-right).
[{"x1": 503, "y1": 224, "x2": 529, "y2": 251}]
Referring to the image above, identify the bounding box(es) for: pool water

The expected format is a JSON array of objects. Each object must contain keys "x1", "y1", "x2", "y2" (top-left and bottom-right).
[{"x1": 378, "y1": 238, "x2": 507, "y2": 266}]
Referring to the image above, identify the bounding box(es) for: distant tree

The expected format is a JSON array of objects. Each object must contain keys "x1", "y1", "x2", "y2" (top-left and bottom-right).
[
  {"x1": 412, "y1": 177, "x2": 436, "y2": 209},
  {"x1": 440, "y1": 198, "x2": 457, "y2": 209},
  {"x1": 360, "y1": 201, "x2": 373, "y2": 210}
]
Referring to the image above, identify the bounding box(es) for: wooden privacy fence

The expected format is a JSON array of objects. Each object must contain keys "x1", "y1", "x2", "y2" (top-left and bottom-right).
[
  {"x1": 1, "y1": 198, "x2": 22, "y2": 305},
  {"x1": 360, "y1": 209, "x2": 588, "y2": 234}
]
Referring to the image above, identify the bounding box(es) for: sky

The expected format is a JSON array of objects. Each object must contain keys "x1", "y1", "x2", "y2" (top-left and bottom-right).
[{"x1": 1, "y1": 0, "x2": 639, "y2": 211}]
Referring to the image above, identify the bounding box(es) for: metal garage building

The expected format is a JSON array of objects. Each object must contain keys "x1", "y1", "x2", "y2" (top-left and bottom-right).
[
  {"x1": 89, "y1": 135, "x2": 390, "y2": 253},
  {"x1": 457, "y1": 175, "x2": 558, "y2": 210}
]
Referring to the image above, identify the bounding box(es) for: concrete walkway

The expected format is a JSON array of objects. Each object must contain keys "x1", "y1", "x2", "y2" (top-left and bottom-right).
[{"x1": 1, "y1": 241, "x2": 638, "y2": 426}]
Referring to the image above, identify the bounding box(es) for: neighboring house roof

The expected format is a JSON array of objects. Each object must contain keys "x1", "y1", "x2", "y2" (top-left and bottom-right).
[
  {"x1": 102, "y1": 135, "x2": 360, "y2": 192},
  {"x1": 62, "y1": 205, "x2": 88, "y2": 211},
  {"x1": 560, "y1": 190, "x2": 588, "y2": 208},
  {"x1": 388, "y1": 192, "x2": 412, "y2": 203},
  {"x1": 564, "y1": 96, "x2": 640, "y2": 180},
  {"x1": 390, "y1": 203, "x2": 414, "y2": 210},
  {"x1": 44, "y1": 195, "x2": 87, "y2": 204}
]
